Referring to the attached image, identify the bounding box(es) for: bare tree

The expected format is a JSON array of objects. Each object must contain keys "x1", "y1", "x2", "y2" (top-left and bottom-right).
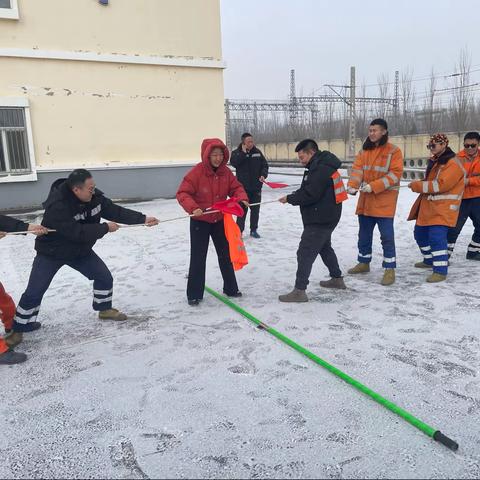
[
  {"x1": 400, "y1": 68, "x2": 417, "y2": 135},
  {"x1": 320, "y1": 100, "x2": 336, "y2": 141},
  {"x1": 355, "y1": 82, "x2": 369, "y2": 138},
  {"x1": 450, "y1": 47, "x2": 473, "y2": 133},
  {"x1": 422, "y1": 67, "x2": 438, "y2": 134},
  {"x1": 376, "y1": 73, "x2": 390, "y2": 118}
]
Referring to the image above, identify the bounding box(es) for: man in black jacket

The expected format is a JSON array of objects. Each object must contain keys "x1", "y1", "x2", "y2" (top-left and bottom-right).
[
  {"x1": 0, "y1": 215, "x2": 47, "y2": 364},
  {"x1": 230, "y1": 133, "x2": 269, "y2": 238},
  {"x1": 278, "y1": 139, "x2": 346, "y2": 302},
  {"x1": 5, "y1": 169, "x2": 159, "y2": 348}
]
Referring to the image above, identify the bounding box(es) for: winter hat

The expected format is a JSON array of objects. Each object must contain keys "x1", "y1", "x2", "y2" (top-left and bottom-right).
[{"x1": 429, "y1": 133, "x2": 449, "y2": 145}]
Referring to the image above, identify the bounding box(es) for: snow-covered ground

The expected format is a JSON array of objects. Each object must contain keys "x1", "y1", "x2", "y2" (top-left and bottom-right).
[{"x1": 1, "y1": 175, "x2": 479, "y2": 479}]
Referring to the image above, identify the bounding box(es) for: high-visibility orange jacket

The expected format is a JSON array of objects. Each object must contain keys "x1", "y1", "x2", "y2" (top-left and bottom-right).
[
  {"x1": 408, "y1": 150, "x2": 465, "y2": 227},
  {"x1": 348, "y1": 142, "x2": 403, "y2": 218},
  {"x1": 458, "y1": 148, "x2": 480, "y2": 199}
]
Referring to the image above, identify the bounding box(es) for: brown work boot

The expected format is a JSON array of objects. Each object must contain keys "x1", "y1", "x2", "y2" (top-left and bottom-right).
[
  {"x1": 278, "y1": 288, "x2": 308, "y2": 303},
  {"x1": 98, "y1": 308, "x2": 128, "y2": 321},
  {"x1": 4, "y1": 331, "x2": 23, "y2": 348},
  {"x1": 415, "y1": 261, "x2": 432, "y2": 269},
  {"x1": 426, "y1": 273, "x2": 447, "y2": 283},
  {"x1": 381, "y1": 268, "x2": 395, "y2": 286},
  {"x1": 319, "y1": 277, "x2": 346, "y2": 289},
  {"x1": 347, "y1": 263, "x2": 370, "y2": 274}
]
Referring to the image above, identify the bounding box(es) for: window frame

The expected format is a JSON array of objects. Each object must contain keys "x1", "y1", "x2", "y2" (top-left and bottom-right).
[
  {"x1": 0, "y1": 98, "x2": 37, "y2": 183},
  {"x1": 0, "y1": 0, "x2": 19, "y2": 20}
]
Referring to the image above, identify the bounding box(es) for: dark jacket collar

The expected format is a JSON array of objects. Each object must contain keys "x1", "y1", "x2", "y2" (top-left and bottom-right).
[
  {"x1": 433, "y1": 146, "x2": 456, "y2": 164},
  {"x1": 237, "y1": 143, "x2": 260, "y2": 155},
  {"x1": 425, "y1": 146, "x2": 456, "y2": 178}
]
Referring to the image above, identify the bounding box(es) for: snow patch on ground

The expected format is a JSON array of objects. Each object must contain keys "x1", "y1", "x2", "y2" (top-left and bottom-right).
[{"x1": 1, "y1": 176, "x2": 479, "y2": 478}]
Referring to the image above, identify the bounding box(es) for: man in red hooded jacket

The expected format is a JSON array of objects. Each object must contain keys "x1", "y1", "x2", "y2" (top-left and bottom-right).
[{"x1": 177, "y1": 138, "x2": 249, "y2": 305}]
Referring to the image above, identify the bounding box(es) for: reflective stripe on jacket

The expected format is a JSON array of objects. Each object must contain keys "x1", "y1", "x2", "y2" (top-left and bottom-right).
[
  {"x1": 331, "y1": 171, "x2": 347, "y2": 204},
  {"x1": 408, "y1": 155, "x2": 465, "y2": 227}
]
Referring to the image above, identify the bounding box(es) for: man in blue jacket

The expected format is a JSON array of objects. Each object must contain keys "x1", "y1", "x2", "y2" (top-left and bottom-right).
[{"x1": 5, "y1": 169, "x2": 158, "y2": 348}]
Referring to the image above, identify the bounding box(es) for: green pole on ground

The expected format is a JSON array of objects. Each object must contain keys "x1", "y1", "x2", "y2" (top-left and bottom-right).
[{"x1": 205, "y1": 285, "x2": 458, "y2": 451}]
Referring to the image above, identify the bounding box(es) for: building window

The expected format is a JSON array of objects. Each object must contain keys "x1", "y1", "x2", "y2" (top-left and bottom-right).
[
  {"x1": 0, "y1": 108, "x2": 31, "y2": 175},
  {"x1": 0, "y1": 0, "x2": 19, "y2": 19},
  {"x1": 0, "y1": 99, "x2": 36, "y2": 183}
]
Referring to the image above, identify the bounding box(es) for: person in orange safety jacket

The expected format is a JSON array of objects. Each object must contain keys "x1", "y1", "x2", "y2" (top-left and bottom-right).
[
  {"x1": 408, "y1": 133, "x2": 465, "y2": 283},
  {"x1": 446, "y1": 131, "x2": 480, "y2": 259},
  {"x1": 347, "y1": 118, "x2": 403, "y2": 286}
]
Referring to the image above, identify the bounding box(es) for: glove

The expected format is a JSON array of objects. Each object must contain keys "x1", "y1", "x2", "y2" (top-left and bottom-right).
[
  {"x1": 347, "y1": 187, "x2": 358, "y2": 195},
  {"x1": 360, "y1": 184, "x2": 372, "y2": 193}
]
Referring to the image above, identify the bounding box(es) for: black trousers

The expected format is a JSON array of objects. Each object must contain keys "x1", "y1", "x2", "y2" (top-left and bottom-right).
[
  {"x1": 447, "y1": 197, "x2": 480, "y2": 257},
  {"x1": 295, "y1": 224, "x2": 342, "y2": 290},
  {"x1": 187, "y1": 219, "x2": 239, "y2": 300},
  {"x1": 236, "y1": 190, "x2": 261, "y2": 232}
]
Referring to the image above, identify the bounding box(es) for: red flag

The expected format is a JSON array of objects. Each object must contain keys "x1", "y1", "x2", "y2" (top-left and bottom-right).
[
  {"x1": 263, "y1": 180, "x2": 289, "y2": 189},
  {"x1": 210, "y1": 197, "x2": 245, "y2": 217},
  {"x1": 223, "y1": 214, "x2": 248, "y2": 270}
]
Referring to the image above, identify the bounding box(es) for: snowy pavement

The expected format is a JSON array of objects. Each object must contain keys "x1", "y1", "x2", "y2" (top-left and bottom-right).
[{"x1": 0, "y1": 175, "x2": 479, "y2": 479}]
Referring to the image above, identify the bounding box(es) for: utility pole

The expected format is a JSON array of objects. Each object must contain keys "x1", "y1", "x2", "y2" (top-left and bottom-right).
[
  {"x1": 224, "y1": 99, "x2": 231, "y2": 150},
  {"x1": 348, "y1": 66, "x2": 356, "y2": 159},
  {"x1": 289, "y1": 69, "x2": 298, "y2": 127},
  {"x1": 393, "y1": 70, "x2": 400, "y2": 123},
  {"x1": 225, "y1": 67, "x2": 397, "y2": 160}
]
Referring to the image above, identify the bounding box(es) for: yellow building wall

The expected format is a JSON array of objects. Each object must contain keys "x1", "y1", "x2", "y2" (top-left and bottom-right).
[
  {"x1": 0, "y1": 0, "x2": 225, "y2": 169},
  {"x1": 0, "y1": 57, "x2": 225, "y2": 167},
  {"x1": 1, "y1": 0, "x2": 222, "y2": 59},
  {"x1": 259, "y1": 133, "x2": 469, "y2": 163}
]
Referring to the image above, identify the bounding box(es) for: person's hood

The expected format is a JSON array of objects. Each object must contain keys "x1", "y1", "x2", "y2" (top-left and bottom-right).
[
  {"x1": 201, "y1": 138, "x2": 230, "y2": 169},
  {"x1": 42, "y1": 178, "x2": 103, "y2": 208},
  {"x1": 42, "y1": 178, "x2": 68, "y2": 208},
  {"x1": 309, "y1": 150, "x2": 342, "y2": 170}
]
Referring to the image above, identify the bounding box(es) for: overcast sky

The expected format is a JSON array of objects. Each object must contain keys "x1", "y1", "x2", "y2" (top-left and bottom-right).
[{"x1": 220, "y1": 0, "x2": 479, "y2": 101}]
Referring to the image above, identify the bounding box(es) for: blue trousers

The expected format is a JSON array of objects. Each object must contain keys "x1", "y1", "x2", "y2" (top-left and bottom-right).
[
  {"x1": 13, "y1": 252, "x2": 113, "y2": 332},
  {"x1": 414, "y1": 225, "x2": 449, "y2": 275},
  {"x1": 357, "y1": 215, "x2": 396, "y2": 268},
  {"x1": 447, "y1": 197, "x2": 480, "y2": 258}
]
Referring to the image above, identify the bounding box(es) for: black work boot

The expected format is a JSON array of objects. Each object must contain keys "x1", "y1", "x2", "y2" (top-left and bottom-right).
[{"x1": 0, "y1": 350, "x2": 27, "y2": 365}]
